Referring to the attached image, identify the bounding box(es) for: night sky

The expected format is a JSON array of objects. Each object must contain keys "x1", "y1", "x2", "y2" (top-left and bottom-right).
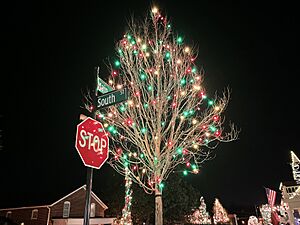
[{"x1": 1, "y1": 0, "x2": 299, "y2": 215}]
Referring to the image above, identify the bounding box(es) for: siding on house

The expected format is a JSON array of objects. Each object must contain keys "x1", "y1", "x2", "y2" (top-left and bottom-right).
[
  {"x1": 0, "y1": 206, "x2": 49, "y2": 225},
  {"x1": 0, "y1": 185, "x2": 109, "y2": 225},
  {"x1": 50, "y1": 187, "x2": 105, "y2": 218}
]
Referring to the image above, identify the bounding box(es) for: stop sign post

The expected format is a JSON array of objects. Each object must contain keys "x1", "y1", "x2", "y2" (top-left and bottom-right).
[
  {"x1": 75, "y1": 115, "x2": 109, "y2": 225},
  {"x1": 78, "y1": 66, "x2": 129, "y2": 225},
  {"x1": 75, "y1": 117, "x2": 109, "y2": 169}
]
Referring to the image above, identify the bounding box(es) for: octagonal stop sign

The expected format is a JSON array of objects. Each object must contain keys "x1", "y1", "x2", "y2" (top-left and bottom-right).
[{"x1": 75, "y1": 117, "x2": 109, "y2": 169}]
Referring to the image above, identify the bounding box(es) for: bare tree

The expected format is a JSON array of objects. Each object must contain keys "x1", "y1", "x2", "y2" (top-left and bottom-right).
[{"x1": 85, "y1": 6, "x2": 238, "y2": 225}]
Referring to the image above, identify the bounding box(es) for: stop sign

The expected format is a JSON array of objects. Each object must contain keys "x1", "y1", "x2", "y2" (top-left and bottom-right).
[{"x1": 75, "y1": 117, "x2": 109, "y2": 169}]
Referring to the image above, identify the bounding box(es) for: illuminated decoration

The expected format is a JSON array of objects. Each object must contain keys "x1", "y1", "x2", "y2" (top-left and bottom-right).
[
  {"x1": 212, "y1": 198, "x2": 230, "y2": 224},
  {"x1": 278, "y1": 199, "x2": 289, "y2": 224},
  {"x1": 290, "y1": 150, "x2": 300, "y2": 184},
  {"x1": 247, "y1": 216, "x2": 259, "y2": 225},
  {"x1": 84, "y1": 5, "x2": 238, "y2": 225},
  {"x1": 188, "y1": 196, "x2": 211, "y2": 224},
  {"x1": 259, "y1": 204, "x2": 271, "y2": 225},
  {"x1": 121, "y1": 167, "x2": 133, "y2": 225}
]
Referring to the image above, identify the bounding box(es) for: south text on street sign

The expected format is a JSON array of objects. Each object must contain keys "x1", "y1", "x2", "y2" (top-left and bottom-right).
[{"x1": 96, "y1": 88, "x2": 128, "y2": 109}]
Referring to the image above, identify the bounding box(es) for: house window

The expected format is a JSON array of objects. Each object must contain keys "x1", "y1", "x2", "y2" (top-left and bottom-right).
[
  {"x1": 90, "y1": 203, "x2": 95, "y2": 217},
  {"x1": 31, "y1": 209, "x2": 38, "y2": 220},
  {"x1": 6, "y1": 211, "x2": 12, "y2": 218},
  {"x1": 63, "y1": 201, "x2": 71, "y2": 218}
]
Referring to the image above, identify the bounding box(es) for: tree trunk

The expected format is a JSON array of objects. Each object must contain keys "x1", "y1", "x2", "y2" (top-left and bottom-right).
[{"x1": 155, "y1": 189, "x2": 163, "y2": 225}]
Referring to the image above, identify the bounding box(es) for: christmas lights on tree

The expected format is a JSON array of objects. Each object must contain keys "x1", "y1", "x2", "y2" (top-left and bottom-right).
[
  {"x1": 212, "y1": 198, "x2": 230, "y2": 224},
  {"x1": 188, "y1": 196, "x2": 211, "y2": 224},
  {"x1": 279, "y1": 199, "x2": 289, "y2": 224},
  {"x1": 259, "y1": 204, "x2": 271, "y2": 225},
  {"x1": 247, "y1": 216, "x2": 259, "y2": 225},
  {"x1": 84, "y1": 5, "x2": 238, "y2": 225},
  {"x1": 121, "y1": 167, "x2": 133, "y2": 225}
]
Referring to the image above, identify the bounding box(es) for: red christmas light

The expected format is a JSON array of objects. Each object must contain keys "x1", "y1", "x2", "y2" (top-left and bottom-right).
[
  {"x1": 213, "y1": 115, "x2": 219, "y2": 121},
  {"x1": 125, "y1": 118, "x2": 133, "y2": 126},
  {"x1": 112, "y1": 70, "x2": 118, "y2": 77}
]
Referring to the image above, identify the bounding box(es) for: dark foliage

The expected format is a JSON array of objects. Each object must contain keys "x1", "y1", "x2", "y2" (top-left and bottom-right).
[
  {"x1": 0, "y1": 217, "x2": 18, "y2": 225},
  {"x1": 163, "y1": 173, "x2": 201, "y2": 224}
]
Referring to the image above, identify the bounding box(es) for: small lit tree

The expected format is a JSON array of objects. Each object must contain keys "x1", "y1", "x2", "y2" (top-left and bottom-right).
[
  {"x1": 188, "y1": 196, "x2": 211, "y2": 224},
  {"x1": 84, "y1": 5, "x2": 238, "y2": 225},
  {"x1": 260, "y1": 204, "x2": 271, "y2": 225},
  {"x1": 247, "y1": 216, "x2": 259, "y2": 225},
  {"x1": 213, "y1": 198, "x2": 230, "y2": 224}
]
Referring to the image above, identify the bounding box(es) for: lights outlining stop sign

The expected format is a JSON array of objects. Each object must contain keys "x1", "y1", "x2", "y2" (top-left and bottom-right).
[{"x1": 75, "y1": 117, "x2": 109, "y2": 169}]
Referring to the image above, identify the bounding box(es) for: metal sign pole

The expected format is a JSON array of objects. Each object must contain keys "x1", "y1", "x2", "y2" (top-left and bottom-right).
[
  {"x1": 83, "y1": 67, "x2": 99, "y2": 225},
  {"x1": 83, "y1": 167, "x2": 93, "y2": 225}
]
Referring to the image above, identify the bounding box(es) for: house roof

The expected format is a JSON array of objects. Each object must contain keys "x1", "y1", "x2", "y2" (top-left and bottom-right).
[
  {"x1": 50, "y1": 185, "x2": 108, "y2": 210},
  {"x1": 0, "y1": 205, "x2": 50, "y2": 211},
  {"x1": 0, "y1": 185, "x2": 108, "y2": 211}
]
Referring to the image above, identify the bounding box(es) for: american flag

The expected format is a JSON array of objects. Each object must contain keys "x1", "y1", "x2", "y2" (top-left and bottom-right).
[{"x1": 265, "y1": 187, "x2": 276, "y2": 207}]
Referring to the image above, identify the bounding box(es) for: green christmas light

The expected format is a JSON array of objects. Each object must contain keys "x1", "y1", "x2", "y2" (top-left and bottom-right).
[
  {"x1": 108, "y1": 125, "x2": 115, "y2": 132},
  {"x1": 144, "y1": 103, "x2": 149, "y2": 108},
  {"x1": 183, "y1": 170, "x2": 188, "y2": 176},
  {"x1": 165, "y1": 52, "x2": 171, "y2": 59},
  {"x1": 208, "y1": 100, "x2": 214, "y2": 106},
  {"x1": 176, "y1": 147, "x2": 183, "y2": 154},
  {"x1": 147, "y1": 85, "x2": 153, "y2": 91},
  {"x1": 119, "y1": 105, "x2": 126, "y2": 112},
  {"x1": 159, "y1": 183, "x2": 164, "y2": 189},
  {"x1": 114, "y1": 60, "x2": 121, "y2": 67},
  {"x1": 140, "y1": 73, "x2": 147, "y2": 80},
  {"x1": 177, "y1": 36, "x2": 183, "y2": 44},
  {"x1": 209, "y1": 125, "x2": 217, "y2": 132},
  {"x1": 180, "y1": 78, "x2": 186, "y2": 86},
  {"x1": 118, "y1": 48, "x2": 123, "y2": 55},
  {"x1": 141, "y1": 127, "x2": 147, "y2": 134}
]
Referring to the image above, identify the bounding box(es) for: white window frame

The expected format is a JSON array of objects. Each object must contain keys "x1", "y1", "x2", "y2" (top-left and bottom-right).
[
  {"x1": 6, "y1": 211, "x2": 12, "y2": 218},
  {"x1": 63, "y1": 201, "x2": 71, "y2": 218},
  {"x1": 31, "y1": 209, "x2": 38, "y2": 220},
  {"x1": 90, "y1": 203, "x2": 95, "y2": 217}
]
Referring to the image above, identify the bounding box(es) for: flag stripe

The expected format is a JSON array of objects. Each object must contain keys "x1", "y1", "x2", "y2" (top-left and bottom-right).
[{"x1": 265, "y1": 187, "x2": 276, "y2": 207}]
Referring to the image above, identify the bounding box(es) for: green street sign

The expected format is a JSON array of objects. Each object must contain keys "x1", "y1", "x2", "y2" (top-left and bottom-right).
[
  {"x1": 97, "y1": 77, "x2": 113, "y2": 94},
  {"x1": 96, "y1": 88, "x2": 128, "y2": 109}
]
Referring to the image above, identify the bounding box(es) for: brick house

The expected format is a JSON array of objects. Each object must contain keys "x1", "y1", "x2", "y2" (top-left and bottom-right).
[{"x1": 0, "y1": 185, "x2": 116, "y2": 225}]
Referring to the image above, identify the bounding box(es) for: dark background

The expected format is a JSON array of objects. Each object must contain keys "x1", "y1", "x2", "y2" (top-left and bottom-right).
[{"x1": 1, "y1": 0, "x2": 299, "y2": 215}]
